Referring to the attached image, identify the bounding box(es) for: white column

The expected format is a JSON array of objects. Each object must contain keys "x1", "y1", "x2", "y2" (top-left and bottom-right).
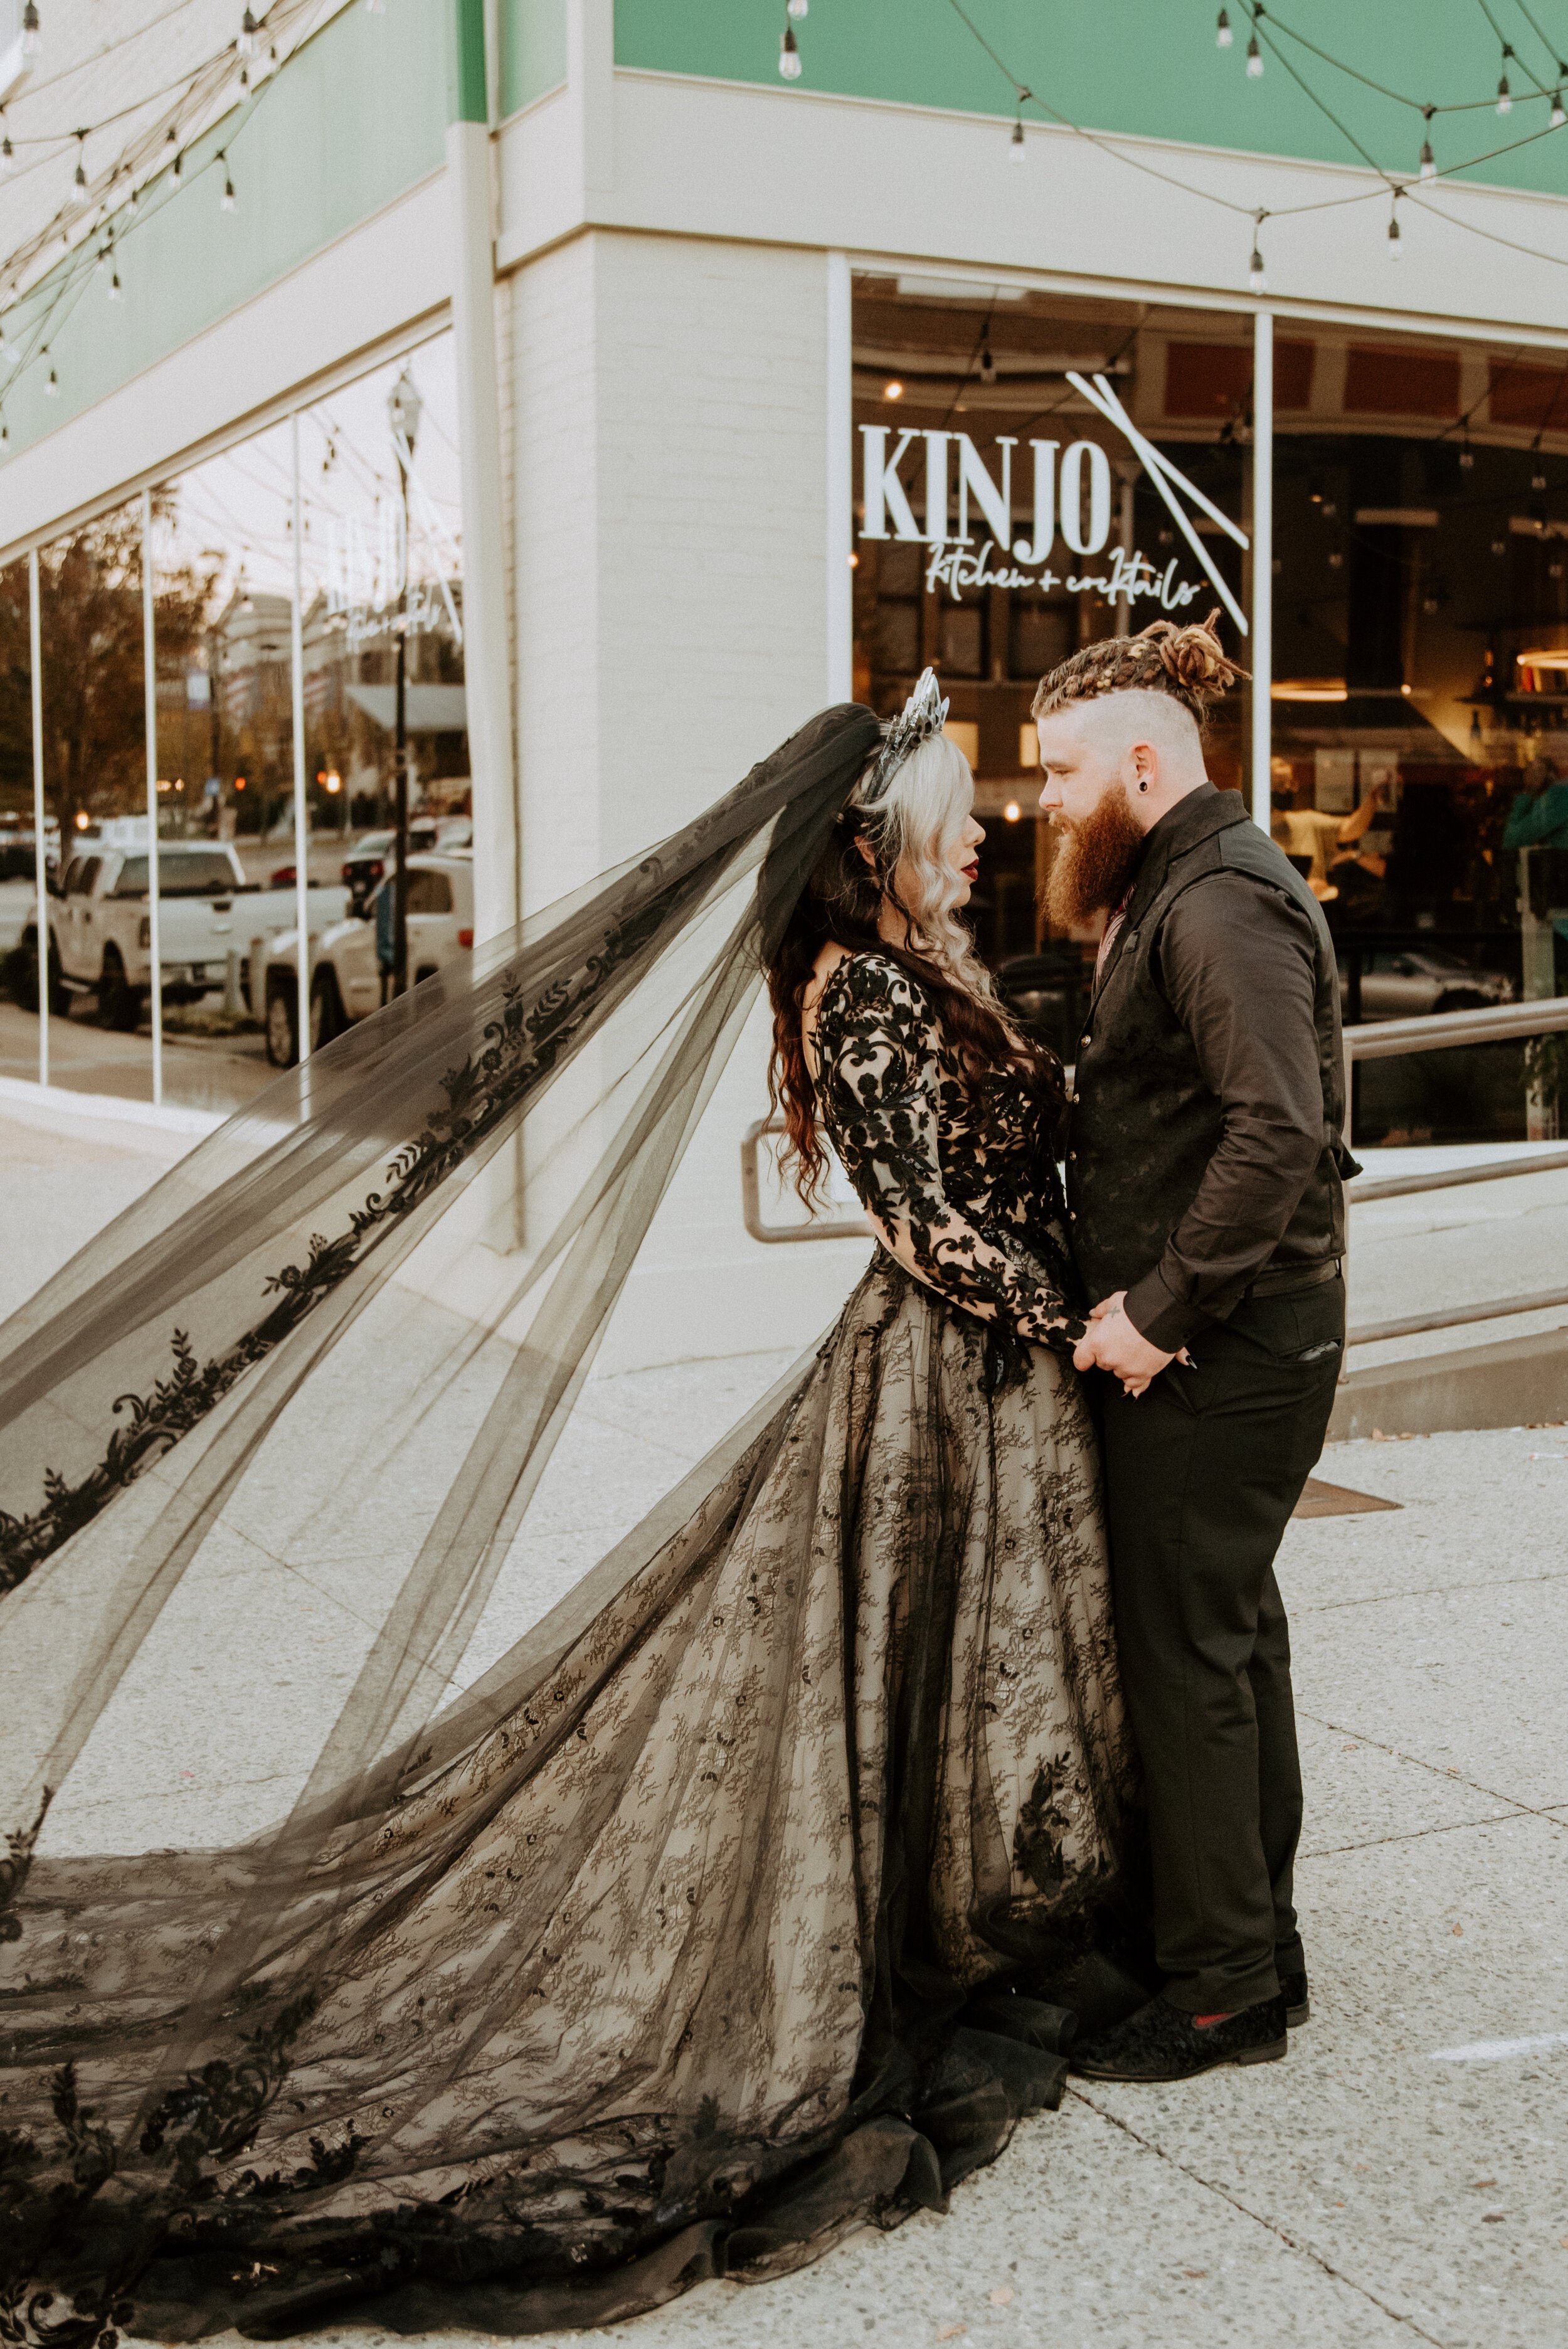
[
  {"x1": 28, "y1": 548, "x2": 47, "y2": 1088},
  {"x1": 141, "y1": 489, "x2": 163, "y2": 1106},
  {"x1": 1251, "y1": 309, "x2": 1273, "y2": 830},
  {"x1": 448, "y1": 115, "x2": 517, "y2": 946},
  {"x1": 825, "y1": 249, "x2": 852, "y2": 703},
  {"x1": 290, "y1": 410, "x2": 310, "y2": 1066}
]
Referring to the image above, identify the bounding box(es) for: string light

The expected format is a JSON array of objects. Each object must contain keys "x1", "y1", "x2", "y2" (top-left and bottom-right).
[
  {"x1": 1010, "y1": 113, "x2": 1025, "y2": 161},
  {"x1": 1554, "y1": 90, "x2": 1566, "y2": 129},
  {"x1": 1216, "y1": 9, "x2": 1234, "y2": 48},
  {"x1": 21, "y1": 5, "x2": 40, "y2": 61},
  {"x1": 45, "y1": 361, "x2": 58, "y2": 396},
  {"x1": 1, "y1": 417, "x2": 8, "y2": 446},
  {"x1": 220, "y1": 156, "x2": 236, "y2": 211},
  {"x1": 238, "y1": 9, "x2": 258, "y2": 58},
  {"x1": 1496, "y1": 47, "x2": 1513, "y2": 115},
  {"x1": 1419, "y1": 103, "x2": 1436, "y2": 178},
  {"x1": 1249, "y1": 215, "x2": 1267, "y2": 291},
  {"x1": 109, "y1": 267, "x2": 122, "y2": 301},
  {"x1": 172, "y1": 147, "x2": 184, "y2": 184},
  {"x1": 72, "y1": 133, "x2": 87, "y2": 194},
  {"x1": 0, "y1": 137, "x2": 13, "y2": 177},
  {"x1": 1246, "y1": 31, "x2": 1263, "y2": 78},
  {"x1": 1387, "y1": 193, "x2": 1402, "y2": 259},
  {"x1": 787, "y1": 0, "x2": 808, "y2": 15},
  {"x1": 779, "y1": 24, "x2": 802, "y2": 78}
]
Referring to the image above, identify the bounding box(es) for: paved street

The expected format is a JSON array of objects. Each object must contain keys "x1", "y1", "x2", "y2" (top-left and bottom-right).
[{"x1": 2, "y1": 1097, "x2": 1565, "y2": 2348}]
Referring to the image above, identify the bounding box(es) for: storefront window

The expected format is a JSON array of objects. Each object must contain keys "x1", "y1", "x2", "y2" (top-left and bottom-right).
[
  {"x1": 0, "y1": 333, "x2": 467, "y2": 1108},
  {"x1": 851, "y1": 276, "x2": 1251, "y2": 1055},
  {"x1": 1270, "y1": 327, "x2": 1568, "y2": 1140}
]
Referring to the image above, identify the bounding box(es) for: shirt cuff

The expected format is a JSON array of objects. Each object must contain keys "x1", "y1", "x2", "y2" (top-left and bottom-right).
[{"x1": 1122, "y1": 1266, "x2": 1210, "y2": 1354}]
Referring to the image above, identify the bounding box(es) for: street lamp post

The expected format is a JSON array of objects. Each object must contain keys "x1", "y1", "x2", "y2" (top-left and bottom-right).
[{"x1": 388, "y1": 371, "x2": 421, "y2": 999}]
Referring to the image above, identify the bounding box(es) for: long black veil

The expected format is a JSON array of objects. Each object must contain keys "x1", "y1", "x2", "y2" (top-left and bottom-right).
[{"x1": 1, "y1": 704, "x2": 923, "y2": 2331}]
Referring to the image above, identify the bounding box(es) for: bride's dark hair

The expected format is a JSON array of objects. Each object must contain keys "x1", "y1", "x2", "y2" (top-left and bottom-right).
[{"x1": 766, "y1": 737, "x2": 1061, "y2": 1202}]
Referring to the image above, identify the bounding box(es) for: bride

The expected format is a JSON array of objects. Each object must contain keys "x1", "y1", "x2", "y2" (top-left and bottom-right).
[{"x1": 0, "y1": 679, "x2": 1140, "y2": 2340}]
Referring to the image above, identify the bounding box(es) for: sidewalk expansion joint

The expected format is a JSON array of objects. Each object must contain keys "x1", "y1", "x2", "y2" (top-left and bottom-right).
[
  {"x1": 1293, "y1": 1568, "x2": 1568, "y2": 1616},
  {"x1": 1067, "y1": 2089, "x2": 1449, "y2": 2344},
  {"x1": 1300, "y1": 1808, "x2": 1525, "y2": 1860},
  {"x1": 1300, "y1": 1710, "x2": 1563, "y2": 1828}
]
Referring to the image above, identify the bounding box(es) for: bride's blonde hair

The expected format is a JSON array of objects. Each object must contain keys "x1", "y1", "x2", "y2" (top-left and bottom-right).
[
  {"x1": 765, "y1": 728, "x2": 1059, "y2": 1202},
  {"x1": 854, "y1": 730, "x2": 1000, "y2": 1003}
]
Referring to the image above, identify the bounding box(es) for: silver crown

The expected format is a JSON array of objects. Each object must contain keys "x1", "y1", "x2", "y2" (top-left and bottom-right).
[{"x1": 858, "y1": 667, "x2": 950, "y2": 808}]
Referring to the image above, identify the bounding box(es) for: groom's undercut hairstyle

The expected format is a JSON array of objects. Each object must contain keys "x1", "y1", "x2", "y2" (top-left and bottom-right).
[{"x1": 1031, "y1": 608, "x2": 1249, "y2": 734}]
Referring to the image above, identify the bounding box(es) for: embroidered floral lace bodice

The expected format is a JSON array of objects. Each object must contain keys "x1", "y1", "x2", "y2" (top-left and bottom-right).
[{"x1": 811, "y1": 951, "x2": 1084, "y2": 1350}]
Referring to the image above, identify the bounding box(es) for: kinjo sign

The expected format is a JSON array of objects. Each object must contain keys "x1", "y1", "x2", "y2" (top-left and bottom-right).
[{"x1": 859, "y1": 370, "x2": 1251, "y2": 636}]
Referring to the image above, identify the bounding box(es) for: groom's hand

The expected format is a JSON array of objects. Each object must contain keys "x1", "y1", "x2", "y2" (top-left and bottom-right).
[{"x1": 1073, "y1": 1290, "x2": 1179, "y2": 1397}]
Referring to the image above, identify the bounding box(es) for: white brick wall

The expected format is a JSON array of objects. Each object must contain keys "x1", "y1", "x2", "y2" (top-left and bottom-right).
[
  {"x1": 507, "y1": 228, "x2": 868, "y2": 1369},
  {"x1": 511, "y1": 229, "x2": 830, "y2": 906}
]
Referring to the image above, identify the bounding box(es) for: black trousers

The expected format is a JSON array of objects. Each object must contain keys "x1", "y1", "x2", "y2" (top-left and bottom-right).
[{"x1": 1098, "y1": 1276, "x2": 1344, "y2": 2015}]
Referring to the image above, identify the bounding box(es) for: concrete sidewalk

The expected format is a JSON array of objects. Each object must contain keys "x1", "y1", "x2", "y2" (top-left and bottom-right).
[{"x1": 2, "y1": 1102, "x2": 1564, "y2": 2347}]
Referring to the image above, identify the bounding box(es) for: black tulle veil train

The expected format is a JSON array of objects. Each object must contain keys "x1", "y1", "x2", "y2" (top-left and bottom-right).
[{"x1": 0, "y1": 705, "x2": 1138, "y2": 2341}]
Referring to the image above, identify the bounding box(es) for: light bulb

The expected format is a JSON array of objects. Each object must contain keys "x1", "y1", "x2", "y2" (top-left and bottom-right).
[
  {"x1": 256, "y1": 43, "x2": 277, "y2": 83},
  {"x1": 172, "y1": 149, "x2": 184, "y2": 183},
  {"x1": 1246, "y1": 33, "x2": 1263, "y2": 77},
  {"x1": 1459, "y1": 443, "x2": 1475, "y2": 471},
  {"x1": 779, "y1": 26, "x2": 802, "y2": 77},
  {"x1": 45, "y1": 366, "x2": 58, "y2": 397},
  {"x1": 1249, "y1": 243, "x2": 1266, "y2": 292},
  {"x1": 1387, "y1": 214, "x2": 1402, "y2": 258},
  {"x1": 1533, "y1": 467, "x2": 1547, "y2": 490},
  {"x1": 1, "y1": 418, "x2": 8, "y2": 445},
  {"x1": 787, "y1": 0, "x2": 808, "y2": 15},
  {"x1": 1554, "y1": 90, "x2": 1566, "y2": 129},
  {"x1": 1216, "y1": 8, "x2": 1233, "y2": 47},
  {"x1": 1496, "y1": 74, "x2": 1512, "y2": 115},
  {"x1": 1492, "y1": 539, "x2": 1507, "y2": 556},
  {"x1": 109, "y1": 270, "x2": 122, "y2": 301},
  {"x1": 1419, "y1": 138, "x2": 1435, "y2": 179},
  {"x1": 0, "y1": 137, "x2": 12, "y2": 176},
  {"x1": 1010, "y1": 116, "x2": 1025, "y2": 161},
  {"x1": 238, "y1": 8, "x2": 258, "y2": 57},
  {"x1": 221, "y1": 170, "x2": 236, "y2": 212},
  {"x1": 21, "y1": 4, "x2": 40, "y2": 61},
  {"x1": 73, "y1": 149, "x2": 86, "y2": 192}
]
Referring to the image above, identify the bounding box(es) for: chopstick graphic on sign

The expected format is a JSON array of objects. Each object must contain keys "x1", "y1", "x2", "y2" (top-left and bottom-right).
[{"x1": 1066, "y1": 371, "x2": 1251, "y2": 637}]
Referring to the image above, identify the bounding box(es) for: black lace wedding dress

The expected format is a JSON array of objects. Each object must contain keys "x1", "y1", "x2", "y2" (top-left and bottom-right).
[{"x1": 0, "y1": 709, "x2": 1136, "y2": 2342}]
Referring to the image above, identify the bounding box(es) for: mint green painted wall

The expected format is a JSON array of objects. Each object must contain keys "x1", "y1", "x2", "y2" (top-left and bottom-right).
[
  {"x1": 499, "y1": 0, "x2": 568, "y2": 117},
  {"x1": 614, "y1": 0, "x2": 1568, "y2": 198},
  {"x1": 1, "y1": 0, "x2": 447, "y2": 472}
]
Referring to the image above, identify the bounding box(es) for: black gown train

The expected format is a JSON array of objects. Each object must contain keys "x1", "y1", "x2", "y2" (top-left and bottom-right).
[{"x1": 0, "y1": 710, "x2": 1136, "y2": 2341}]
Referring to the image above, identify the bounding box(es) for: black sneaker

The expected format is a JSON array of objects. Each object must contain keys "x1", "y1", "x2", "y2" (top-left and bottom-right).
[
  {"x1": 1281, "y1": 1970, "x2": 1310, "y2": 2028},
  {"x1": 1070, "y1": 1992, "x2": 1288, "y2": 2082}
]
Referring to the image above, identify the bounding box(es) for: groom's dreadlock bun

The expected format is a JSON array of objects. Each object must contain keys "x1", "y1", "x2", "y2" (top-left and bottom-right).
[{"x1": 1030, "y1": 608, "x2": 1249, "y2": 729}]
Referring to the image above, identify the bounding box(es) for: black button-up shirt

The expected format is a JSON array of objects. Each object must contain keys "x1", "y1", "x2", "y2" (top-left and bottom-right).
[{"x1": 1066, "y1": 785, "x2": 1352, "y2": 1352}]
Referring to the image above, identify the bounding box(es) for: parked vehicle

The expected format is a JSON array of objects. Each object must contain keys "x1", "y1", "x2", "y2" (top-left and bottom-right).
[
  {"x1": 262, "y1": 851, "x2": 474, "y2": 1066},
  {"x1": 17, "y1": 841, "x2": 348, "y2": 1029},
  {"x1": 1340, "y1": 946, "x2": 1515, "y2": 1022},
  {"x1": 341, "y1": 820, "x2": 443, "y2": 914},
  {"x1": 994, "y1": 945, "x2": 1093, "y2": 1063}
]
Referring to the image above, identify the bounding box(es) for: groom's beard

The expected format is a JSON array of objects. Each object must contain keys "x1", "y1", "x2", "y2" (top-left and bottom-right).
[{"x1": 1044, "y1": 785, "x2": 1148, "y2": 931}]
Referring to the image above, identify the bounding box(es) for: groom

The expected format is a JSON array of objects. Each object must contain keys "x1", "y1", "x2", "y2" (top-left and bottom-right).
[{"x1": 1032, "y1": 617, "x2": 1354, "y2": 2083}]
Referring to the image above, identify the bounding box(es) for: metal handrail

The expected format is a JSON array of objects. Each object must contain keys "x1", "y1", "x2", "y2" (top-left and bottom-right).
[
  {"x1": 740, "y1": 1118, "x2": 871, "y2": 1245},
  {"x1": 1350, "y1": 1145, "x2": 1568, "y2": 1202},
  {"x1": 1348, "y1": 1285, "x2": 1568, "y2": 1348},
  {"x1": 1343, "y1": 994, "x2": 1568, "y2": 1147}
]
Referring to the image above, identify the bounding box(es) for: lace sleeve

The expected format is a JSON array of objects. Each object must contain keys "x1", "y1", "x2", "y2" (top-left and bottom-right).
[{"x1": 814, "y1": 957, "x2": 1081, "y2": 1352}]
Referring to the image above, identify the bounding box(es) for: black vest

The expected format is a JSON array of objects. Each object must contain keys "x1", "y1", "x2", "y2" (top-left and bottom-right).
[{"x1": 1064, "y1": 787, "x2": 1350, "y2": 1310}]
